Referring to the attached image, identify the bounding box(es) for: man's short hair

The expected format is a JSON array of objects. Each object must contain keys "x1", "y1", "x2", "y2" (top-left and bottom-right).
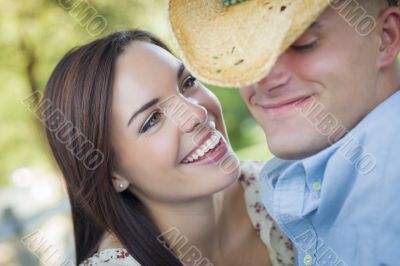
[{"x1": 359, "y1": 0, "x2": 391, "y2": 17}]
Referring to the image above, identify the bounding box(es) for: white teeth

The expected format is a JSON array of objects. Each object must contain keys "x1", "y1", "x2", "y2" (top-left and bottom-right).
[
  {"x1": 183, "y1": 132, "x2": 222, "y2": 164},
  {"x1": 204, "y1": 140, "x2": 212, "y2": 149}
]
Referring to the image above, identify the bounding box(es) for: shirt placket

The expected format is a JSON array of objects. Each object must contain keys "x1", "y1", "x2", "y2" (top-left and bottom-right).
[{"x1": 274, "y1": 165, "x2": 318, "y2": 266}]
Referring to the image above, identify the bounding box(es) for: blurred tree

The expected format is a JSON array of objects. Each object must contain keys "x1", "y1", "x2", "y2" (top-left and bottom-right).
[{"x1": 0, "y1": 0, "x2": 267, "y2": 187}]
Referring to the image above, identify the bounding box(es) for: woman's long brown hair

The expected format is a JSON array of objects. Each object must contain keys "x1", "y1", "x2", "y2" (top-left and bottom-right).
[{"x1": 42, "y1": 30, "x2": 182, "y2": 265}]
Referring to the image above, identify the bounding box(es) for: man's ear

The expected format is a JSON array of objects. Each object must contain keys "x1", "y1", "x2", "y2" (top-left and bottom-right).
[
  {"x1": 112, "y1": 172, "x2": 130, "y2": 193},
  {"x1": 378, "y1": 7, "x2": 400, "y2": 68}
]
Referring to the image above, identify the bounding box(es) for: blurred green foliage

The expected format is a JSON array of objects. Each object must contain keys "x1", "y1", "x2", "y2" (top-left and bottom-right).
[{"x1": 0, "y1": 0, "x2": 270, "y2": 187}]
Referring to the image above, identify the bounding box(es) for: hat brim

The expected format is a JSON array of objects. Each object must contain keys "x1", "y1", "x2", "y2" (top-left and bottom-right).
[{"x1": 168, "y1": 0, "x2": 331, "y2": 87}]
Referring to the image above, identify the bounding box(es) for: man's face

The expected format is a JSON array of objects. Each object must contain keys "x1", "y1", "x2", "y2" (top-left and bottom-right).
[{"x1": 240, "y1": 5, "x2": 390, "y2": 160}]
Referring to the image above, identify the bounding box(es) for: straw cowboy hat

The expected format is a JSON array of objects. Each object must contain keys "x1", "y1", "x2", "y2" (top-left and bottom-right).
[{"x1": 168, "y1": 0, "x2": 399, "y2": 87}]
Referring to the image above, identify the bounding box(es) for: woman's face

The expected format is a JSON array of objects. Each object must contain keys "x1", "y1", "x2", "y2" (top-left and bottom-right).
[{"x1": 110, "y1": 41, "x2": 240, "y2": 204}]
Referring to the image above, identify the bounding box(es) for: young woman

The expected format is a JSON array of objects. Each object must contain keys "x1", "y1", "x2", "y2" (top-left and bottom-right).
[{"x1": 43, "y1": 30, "x2": 294, "y2": 266}]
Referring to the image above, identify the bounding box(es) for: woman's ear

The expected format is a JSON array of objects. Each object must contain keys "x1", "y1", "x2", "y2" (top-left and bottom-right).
[
  {"x1": 112, "y1": 172, "x2": 130, "y2": 193},
  {"x1": 378, "y1": 7, "x2": 400, "y2": 67}
]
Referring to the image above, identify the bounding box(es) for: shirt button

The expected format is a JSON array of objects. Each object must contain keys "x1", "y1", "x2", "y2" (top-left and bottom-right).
[
  {"x1": 312, "y1": 181, "x2": 322, "y2": 191},
  {"x1": 303, "y1": 254, "x2": 314, "y2": 265}
]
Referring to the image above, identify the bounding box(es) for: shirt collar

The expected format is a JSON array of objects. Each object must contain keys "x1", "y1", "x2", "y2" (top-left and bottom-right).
[
  {"x1": 262, "y1": 91, "x2": 400, "y2": 188},
  {"x1": 303, "y1": 90, "x2": 400, "y2": 184}
]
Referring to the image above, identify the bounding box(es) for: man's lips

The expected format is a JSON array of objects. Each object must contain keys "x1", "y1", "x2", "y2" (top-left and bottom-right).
[{"x1": 257, "y1": 95, "x2": 312, "y2": 110}]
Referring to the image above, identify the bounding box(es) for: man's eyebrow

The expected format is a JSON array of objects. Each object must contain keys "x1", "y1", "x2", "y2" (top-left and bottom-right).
[
  {"x1": 177, "y1": 62, "x2": 185, "y2": 81},
  {"x1": 309, "y1": 21, "x2": 322, "y2": 29},
  {"x1": 127, "y1": 98, "x2": 160, "y2": 127}
]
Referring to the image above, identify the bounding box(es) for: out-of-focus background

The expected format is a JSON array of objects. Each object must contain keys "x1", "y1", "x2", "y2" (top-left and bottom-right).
[{"x1": 0, "y1": 0, "x2": 272, "y2": 265}]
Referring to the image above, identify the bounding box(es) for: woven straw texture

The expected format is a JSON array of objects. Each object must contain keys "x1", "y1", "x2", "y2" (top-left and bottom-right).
[{"x1": 168, "y1": 0, "x2": 331, "y2": 87}]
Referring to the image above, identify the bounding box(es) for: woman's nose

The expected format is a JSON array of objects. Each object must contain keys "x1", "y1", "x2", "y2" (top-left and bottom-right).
[{"x1": 179, "y1": 97, "x2": 207, "y2": 133}]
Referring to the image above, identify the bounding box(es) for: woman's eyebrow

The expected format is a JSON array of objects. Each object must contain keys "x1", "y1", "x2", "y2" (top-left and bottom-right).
[
  {"x1": 127, "y1": 98, "x2": 160, "y2": 127},
  {"x1": 127, "y1": 63, "x2": 186, "y2": 127}
]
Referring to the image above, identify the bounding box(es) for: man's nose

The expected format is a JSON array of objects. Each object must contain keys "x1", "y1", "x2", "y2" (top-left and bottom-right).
[{"x1": 253, "y1": 53, "x2": 291, "y2": 95}]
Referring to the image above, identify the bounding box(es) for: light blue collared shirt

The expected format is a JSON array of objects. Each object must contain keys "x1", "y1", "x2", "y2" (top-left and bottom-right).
[{"x1": 261, "y1": 91, "x2": 400, "y2": 266}]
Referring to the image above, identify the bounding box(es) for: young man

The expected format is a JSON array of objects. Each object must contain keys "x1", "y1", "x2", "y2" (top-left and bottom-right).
[{"x1": 168, "y1": 0, "x2": 400, "y2": 265}]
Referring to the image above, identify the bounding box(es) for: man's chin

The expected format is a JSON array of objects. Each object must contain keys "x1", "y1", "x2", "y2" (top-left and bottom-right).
[
  {"x1": 267, "y1": 139, "x2": 329, "y2": 160},
  {"x1": 270, "y1": 149, "x2": 313, "y2": 160}
]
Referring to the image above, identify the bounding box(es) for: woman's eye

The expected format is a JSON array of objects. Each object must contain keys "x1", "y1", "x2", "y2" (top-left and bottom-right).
[
  {"x1": 180, "y1": 75, "x2": 197, "y2": 94},
  {"x1": 140, "y1": 111, "x2": 162, "y2": 133},
  {"x1": 291, "y1": 40, "x2": 318, "y2": 52}
]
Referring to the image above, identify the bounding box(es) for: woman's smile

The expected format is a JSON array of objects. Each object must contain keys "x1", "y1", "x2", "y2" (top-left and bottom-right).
[{"x1": 181, "y1": 130, "x2": 228, "y2": 165}]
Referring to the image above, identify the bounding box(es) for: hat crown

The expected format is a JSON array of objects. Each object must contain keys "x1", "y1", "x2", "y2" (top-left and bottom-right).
[
  {"x1": 168, "y1": 0, "x2": 343, "y2": 87},
  {"x1": 222, "y1": 0, "x2": 248, "y2": 7}
]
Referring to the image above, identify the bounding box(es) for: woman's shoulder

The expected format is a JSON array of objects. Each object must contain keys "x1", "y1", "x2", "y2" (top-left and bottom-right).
[
  {"x1": 79, "y1": 248, "x2": 141, "y2": 266},
  {"x1": 239, "y1": 160, "x2": 295, "y2": 266},
  {"x1": 238, "y1": 160, "x2": 270, "y2": 226},
  {"x1": 238, "y1": 160, "x2": 265, "y2": 187}
]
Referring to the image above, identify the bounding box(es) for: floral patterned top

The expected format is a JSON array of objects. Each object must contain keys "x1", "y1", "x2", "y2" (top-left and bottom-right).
[{"x1": 80, "y1": 161, "x2": 295, "y2": 266}]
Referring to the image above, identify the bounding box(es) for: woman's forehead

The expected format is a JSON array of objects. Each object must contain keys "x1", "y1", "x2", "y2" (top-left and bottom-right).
[
  {"x1": 117, "y1": 41, "x2": 179, "y2": 72},
  {"x1": 113, "y1": 42, "x2": 180, "y2": 93},
  {"x1": 111, "y1": 42, "x2": 182, "y2": 125}
]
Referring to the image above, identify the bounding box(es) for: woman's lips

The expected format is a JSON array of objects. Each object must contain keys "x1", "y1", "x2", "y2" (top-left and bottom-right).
[
  {"x1": 181, "y1": 129, "x2": 215, "y2": 162},
  {"x1": 180, "y1": 131, "x2": 229, "y2": 165},
  {"x1": 182, "y1": 137, "x2": 228, "y2": 166}
]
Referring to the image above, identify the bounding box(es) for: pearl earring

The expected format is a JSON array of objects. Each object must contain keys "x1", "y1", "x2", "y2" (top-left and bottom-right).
[{"x1": 119, "y1": 183, "x2": 124, "y2": 189}]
